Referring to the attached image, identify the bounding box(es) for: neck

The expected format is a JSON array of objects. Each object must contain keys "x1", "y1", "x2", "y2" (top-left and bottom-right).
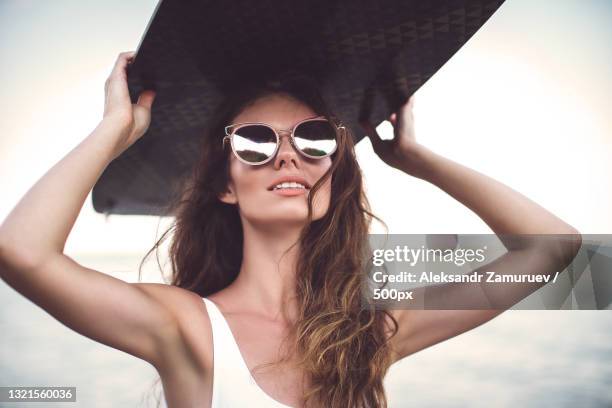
[{"x1": 228, "y1": 219, "x2": 305, "y2": 323}]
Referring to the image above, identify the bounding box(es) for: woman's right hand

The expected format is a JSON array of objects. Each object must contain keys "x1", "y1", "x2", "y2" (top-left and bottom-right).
[{"x1": 102, "y1": 51, "x2": 156, "y2": 159}]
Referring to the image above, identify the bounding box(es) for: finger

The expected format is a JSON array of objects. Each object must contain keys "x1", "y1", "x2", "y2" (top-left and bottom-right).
[
  {"x1": 136, "y1": 90, "x2": 156, "y2": 110},
  {"x1": 388, "y1": 113, "x2": 397, "y2": 127},
  {"x1": 397, "y1": 96, "x2": 415, "y2": 125},
  {"x1": 110, "y1": 51, "x2": 136, "y2": 79},
  {"x1": 407, "y1": 93, "x2": 416, "y2": 109}
]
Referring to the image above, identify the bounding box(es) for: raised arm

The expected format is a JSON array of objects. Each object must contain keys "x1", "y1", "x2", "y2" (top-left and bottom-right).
[
  {"x1": 361, "y1": 95, "x2": 582, "y2": 360},
  {"x1": 0, "y1": 52, "x2": 184, "y2": 369}
]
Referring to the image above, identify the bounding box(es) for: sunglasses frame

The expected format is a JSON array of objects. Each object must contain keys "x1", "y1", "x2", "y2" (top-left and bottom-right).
[{"x1": 222, "y1": 115, "x2": 345, "y2": 166}]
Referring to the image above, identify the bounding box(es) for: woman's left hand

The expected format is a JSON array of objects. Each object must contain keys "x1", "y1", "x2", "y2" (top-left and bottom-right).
[{"x1": 360, "y1": 94, "x2": 422, "y2": 175}]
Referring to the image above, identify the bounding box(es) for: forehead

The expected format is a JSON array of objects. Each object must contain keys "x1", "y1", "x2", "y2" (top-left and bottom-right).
[{"x1": 232, "y1": 93, "x2": 318, "y2": 129}]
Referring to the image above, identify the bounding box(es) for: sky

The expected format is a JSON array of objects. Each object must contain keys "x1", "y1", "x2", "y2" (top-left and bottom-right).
[{"x1": 0, "y1": 0, "x2": 610, "y2": 257}]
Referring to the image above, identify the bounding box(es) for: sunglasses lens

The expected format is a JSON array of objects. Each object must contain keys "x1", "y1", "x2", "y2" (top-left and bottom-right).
[
  {"x1": 294, "y1": 120, "x2": 338, "y2": 157},
  {"x1": 232, "y1": 125, "x2": 277, "y2": 163}
]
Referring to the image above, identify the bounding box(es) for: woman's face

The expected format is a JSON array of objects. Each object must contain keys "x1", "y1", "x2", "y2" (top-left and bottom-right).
[{"x1": 218, "y1": 93, "x2": 333, "y2": 228}]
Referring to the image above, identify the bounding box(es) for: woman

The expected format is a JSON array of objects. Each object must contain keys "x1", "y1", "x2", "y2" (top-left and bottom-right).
[{"x1": 0, "y1": 52, "x2": 581, "y2": 408}]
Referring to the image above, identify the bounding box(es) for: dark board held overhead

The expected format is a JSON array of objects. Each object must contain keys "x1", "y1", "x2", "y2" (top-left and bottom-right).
[{"x1": 92, "y1": 0, "x2": 506, "y2": 216}]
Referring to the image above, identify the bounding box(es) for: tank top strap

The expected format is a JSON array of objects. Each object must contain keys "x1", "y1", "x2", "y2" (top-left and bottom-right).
[
  {"x1": 202, "y1": 297, "x2": 295, "y2": 408},
  {"x1": 203, "y1": 297, "x2": 252, "y2": 374}
]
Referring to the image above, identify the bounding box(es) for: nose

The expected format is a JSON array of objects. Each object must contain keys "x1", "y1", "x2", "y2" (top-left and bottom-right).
[{"x1": 273, "y1": 131, "x2": 300, "y2": 169}]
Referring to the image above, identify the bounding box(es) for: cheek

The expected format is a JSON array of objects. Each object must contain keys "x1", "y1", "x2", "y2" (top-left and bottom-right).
[
  {"x1": 316, "y1": 160, "x2": 333, "y2": 194},
  {"x1": 229, "y1": 162, "x2": 272, "y2": 210},
  {"x1": 231, "y1": 168, "x2": 260, "y2": 200}
]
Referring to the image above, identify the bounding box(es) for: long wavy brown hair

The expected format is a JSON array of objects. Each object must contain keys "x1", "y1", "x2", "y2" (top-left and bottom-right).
[{"x1": 139, "y1": 71, "x2": 399, "y2": 408}]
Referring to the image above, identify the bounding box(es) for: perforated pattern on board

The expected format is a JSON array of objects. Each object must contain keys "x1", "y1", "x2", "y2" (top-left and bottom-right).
[{"x1": 92, "y1": 0, "x2": 505, "y2": 216}]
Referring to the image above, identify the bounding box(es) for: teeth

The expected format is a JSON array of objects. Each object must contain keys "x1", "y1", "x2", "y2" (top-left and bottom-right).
[{"x1": 274, "y1": 182, "x2": 306, "y2": 190}]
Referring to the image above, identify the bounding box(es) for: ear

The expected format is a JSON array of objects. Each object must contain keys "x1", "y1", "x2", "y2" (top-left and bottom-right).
[{"x1": 217, "y1": 184, "x2": 238, "y2": 205}]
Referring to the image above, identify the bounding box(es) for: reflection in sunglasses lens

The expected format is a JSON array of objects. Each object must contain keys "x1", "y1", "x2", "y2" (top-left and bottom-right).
[
  {"x1": 233, "y1": 125, "x2": 276, "y2": 163},
  {"x1": 294, "y1": 120, "x2": 337, "y2": 157}
]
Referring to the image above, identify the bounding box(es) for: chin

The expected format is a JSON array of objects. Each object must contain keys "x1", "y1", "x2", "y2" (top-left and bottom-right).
[
  {"x1": 242, "y1": 199, "x2": 329, "y2": 225},
  {"x1": 247, "y1": 210, "x2": 326, "y2": 227}
]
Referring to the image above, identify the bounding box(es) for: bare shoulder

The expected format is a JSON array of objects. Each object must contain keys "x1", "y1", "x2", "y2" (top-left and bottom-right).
[
  {"x1": 382, "y1": 308, "x2": 406, "y2": 363},
  {"x1": 132, "y1": 282, "x2": 206, "y2": 318},
  {"x1": 132, "y1": 283, "x2": 213, "y2": 372},
  {"x1": 132, "y1": 283, "x2": 212, "y2": 335}
]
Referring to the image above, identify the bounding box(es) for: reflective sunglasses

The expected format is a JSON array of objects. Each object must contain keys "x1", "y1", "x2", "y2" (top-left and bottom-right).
[{"x1": 222, "y1": 115, "x2": 344, "y2": 165}]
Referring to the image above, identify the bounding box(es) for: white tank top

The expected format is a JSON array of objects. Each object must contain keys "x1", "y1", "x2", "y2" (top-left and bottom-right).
[{"x1": 202, "y1": 297, "x2": 295, "y2": 408}]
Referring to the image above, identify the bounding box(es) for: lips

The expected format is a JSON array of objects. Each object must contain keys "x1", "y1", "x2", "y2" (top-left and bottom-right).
[
  {"x1": 267, "y1": 175, "x2": 312, "y2": 191},
  {"x1": 271, "y1": 188, "x2": 309, "y2": 197}
]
